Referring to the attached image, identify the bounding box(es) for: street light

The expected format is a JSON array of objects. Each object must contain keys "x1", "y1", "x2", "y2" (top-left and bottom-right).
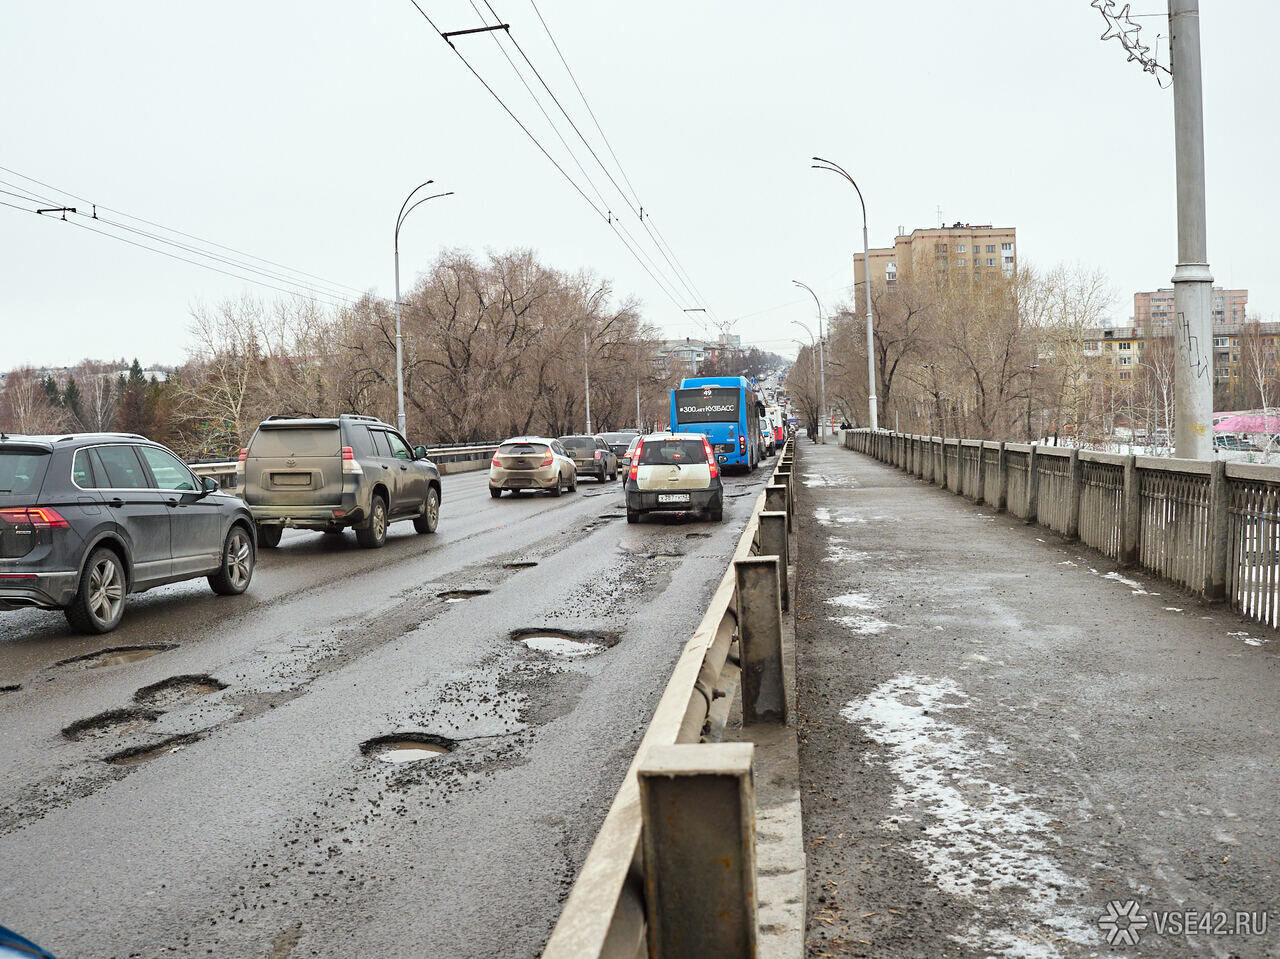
[
  {"x1": 792, "y1": 281, "x2": 827, "y2": 443},
  {"x1": 812, "y1": 156, "x2": 878, "y2": 430},
  {"x1": 792, "y1": 321, "x2": 821, "y2": 441},
  {"x1": 394, "y1": 182, "x2": 453, "y2": 435}
]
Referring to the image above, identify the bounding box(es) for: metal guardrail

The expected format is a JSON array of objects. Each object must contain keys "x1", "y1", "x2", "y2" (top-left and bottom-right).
[
  {"x1": 843, "y1": 428, "x2": 1280, "y2": 630},
  {"x1": 188, "y1": 443, "x2": 503, "y2": 490},
  {"x1": 541, "y1": 437, "x2": 797, "y2": 959}
]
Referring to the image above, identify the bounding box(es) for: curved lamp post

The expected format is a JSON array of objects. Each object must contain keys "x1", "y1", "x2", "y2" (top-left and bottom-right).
[
  {"x1": 792, "y1": 280, "x2": 827, "y2": 442},
  {"x1": 812, "y1": 156, "x2": 878, "y2": 430},
  {"x1": 394, "y1": 182, "x2": 454, "y2": 435},
  {"x1": 792, "y1": 320, "x2": 822, "y2": 441}
]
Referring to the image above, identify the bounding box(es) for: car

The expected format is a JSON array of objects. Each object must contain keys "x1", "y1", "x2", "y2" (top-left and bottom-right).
[
  {"x1": 618, "y1": 434, "x2": 643, "y2": 475},
  {"x1": 239, "y1": 413, "x2": 441, "y2": 549},
  {"x1": 601, "y1": 431, "x2": 639, "y2": 462},
  {"x1": 0, "y1": 432, "x2": 256, "y2": 634},
  {"x1": 489, "y1": 436, "x2": 577, "y2": 497},
  {"x1": 1213, "y1": 435, "x2": 1258, "y2": 451},
  {"x1": 559, "y1": 434, "x2": 618, "y2": 482},
  {"x1": 622, "y1": 431, "x2": 724, "y2": 524}
]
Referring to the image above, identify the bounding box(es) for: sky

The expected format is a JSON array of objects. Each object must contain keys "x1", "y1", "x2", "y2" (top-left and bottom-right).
[{"x1": 2, "y1": 1, "x2": 1276, "y2": 371}]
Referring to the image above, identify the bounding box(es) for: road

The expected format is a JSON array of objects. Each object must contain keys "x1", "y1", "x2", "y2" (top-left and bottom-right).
[
  {"x1": 0, "y1": 465, "x2": 767, "y2": 959},
  {"x1": 795, "y1": 441, "x2": 1279, "y2": 958}
]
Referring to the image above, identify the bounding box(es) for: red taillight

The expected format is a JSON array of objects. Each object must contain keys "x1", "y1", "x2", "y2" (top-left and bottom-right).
[
  {"x1": 541, "y1": 450, "x2": 554, "y2": 466},
  {"x1": 738, "y1": 435, "x2": 746, "y2": 454},
  {"x1": 593, "y1": 450, "x2": 602, "y2": 460},
  {"x1": 629, "y1": 440, "x2": 643, "y2": 480},
  {"x1": 341, "y1": 446, "x2": 355, "y2": 461},
  {"x1": 0, "y1": 507, "x2": 69, "y2": 528},
  {"x1": 703, "y1": 438, "x2": 719, "y2": 479},
  {"x1": 491, "y1": 455, "x2": 501, "y2": 468},
  {"x1": 237, "y1": 447, "x2": 248, "y2": 463}
]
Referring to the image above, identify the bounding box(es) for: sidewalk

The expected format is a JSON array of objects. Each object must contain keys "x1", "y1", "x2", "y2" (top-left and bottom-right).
[{"x1": 793, "y1": 442, "x2": 1280, "y2": 959}]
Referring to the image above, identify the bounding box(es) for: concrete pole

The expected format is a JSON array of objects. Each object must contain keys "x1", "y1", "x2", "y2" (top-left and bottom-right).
[
  {"x1": 863, "y1": 220, "x2": 879, "y2": 431},
  {"x1": 583, "y1": 323, "x2": 592, "y2": 434},
  {"x1": 817, "y1": 316, "x2": 827, "y2": 444},
  {"x1": 394, "y1": 249, "x2": 405, "y2": 435},
  {"x1": 1169, "y1": 0, "x2": 1214, "y2": 459}
]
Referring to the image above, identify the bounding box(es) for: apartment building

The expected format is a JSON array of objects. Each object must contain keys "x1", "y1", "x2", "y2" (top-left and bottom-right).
[
  {"x1": 1133, "y1": 287, "x2": 1249, "y2": 330},
  {"x1": 1083, "y1": 317, "x2": 1277, "y2": 388},
  {"x1": 853, "y1": 222, "x2": 1017, "y2": 290}
]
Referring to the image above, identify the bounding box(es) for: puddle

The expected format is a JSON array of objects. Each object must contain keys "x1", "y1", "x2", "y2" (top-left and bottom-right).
[
  {"x1": 63, "y1": 707, "x2": 160, "y2": 741},
  {"x1": 133, "y1": 674, "x2": 228, "y2": 708},
  {"x1": 685, "y1": 533, "x2": 711, "y2": 539},
  {"x1": 58, "y1": 644, "x2": 178, "y2": 669},
  {"x1": 438, "y1": 589, "x2": 491, "y2": 603},
  {"x1": 360, "y1": 733, "x2": 456, "y2": 764},
  {"x1": 502, "y1": 562, "x2": 538, "y2": 570},
  {"x1": 104, "y1": 733, "x2": 200, "y2": 766},
  {"x1": 510, "y1": 628, "x2": 615, "y2": 658}
]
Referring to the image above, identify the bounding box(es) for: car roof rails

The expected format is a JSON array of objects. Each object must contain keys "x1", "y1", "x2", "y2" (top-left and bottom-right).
[
  {"x1": 265, "y1": 412, "x2": 317, "y2": 420},
  {"x1": 339, "y1": 414, "x2": 382, "y2": 423}
]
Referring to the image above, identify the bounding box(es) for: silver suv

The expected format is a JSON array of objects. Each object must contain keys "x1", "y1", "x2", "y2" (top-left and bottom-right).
[{"x1": 239, "y1": 414, "x2": 441, "y2": 549}]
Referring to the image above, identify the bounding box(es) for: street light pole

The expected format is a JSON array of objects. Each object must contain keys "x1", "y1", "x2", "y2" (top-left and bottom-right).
[
  {"x1": 793, "y1": 281, "x2": 827, "y2": 443},
  {"x1": 812, "y1": 156, "x2": 878, "y2": 430},
  {"x1": 792, "y1": 321, "x2": 822, "y2": 441},
  {"x1": 394, "y1": 182, "x2": 453, "y2": 436},
  {"x1": 583, "y1": 287, "x2": 608, "y2": 434},
  {"x1": 1168, "y1": 0, "x2": 1214, "y2": 459}
]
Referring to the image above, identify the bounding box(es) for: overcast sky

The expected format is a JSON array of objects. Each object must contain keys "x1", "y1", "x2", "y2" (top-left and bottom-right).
[{"x1": 2, "y1": 1, "x2": 1276, "y2": 371}]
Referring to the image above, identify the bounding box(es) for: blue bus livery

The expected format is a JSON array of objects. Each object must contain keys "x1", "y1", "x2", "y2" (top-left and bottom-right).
[{"x1": 670, "y1": 376, "x2": 763, "y2": 471}]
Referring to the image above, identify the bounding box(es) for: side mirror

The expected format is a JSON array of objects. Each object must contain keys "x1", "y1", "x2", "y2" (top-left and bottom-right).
[
  {"x1": 202, "y1": 476, "x2": 219, "y2": 492},
  {"x1": 413, "y1": 445, "x2": 429, "y2": 460}
]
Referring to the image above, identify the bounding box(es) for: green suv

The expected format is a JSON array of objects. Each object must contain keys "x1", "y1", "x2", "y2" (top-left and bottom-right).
[{"x1": 239, "y1": 414, "x2": 441, "y2": 549}]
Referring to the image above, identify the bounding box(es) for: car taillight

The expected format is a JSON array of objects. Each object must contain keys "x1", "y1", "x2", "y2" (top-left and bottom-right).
[
  {"x1": 593, "y1": 450, "x2": 602, "y2": 460},
  {"x1": 341, "y1": 446, "x2": 363, "y2": 474},
  {"x1": 491, "y1": 456, "x2": 501, "y2": 468},
  {"x1": 703, "y1": 438, "x2": 719, "y2": 479},
  {"x1": 0, "y1": 507, "x2": 69, "y2": 528},
  {"x1": 629, "y1": 440, "x2": 643, "y2": 480},
  {"x1": 541, "y1": 450, "x2": 554, "y2": 466},
  {"x1": 341, "y1": 446, "x2": 355, "y2": 461},
  {"x1": 237, "y1": 448, "x2": 248, "y2": 463}
]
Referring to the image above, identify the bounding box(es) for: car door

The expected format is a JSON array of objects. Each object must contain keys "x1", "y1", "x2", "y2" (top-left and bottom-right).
[
  {"x1": 137, "y1": 444, "x2": 222, "y2": 576},
  {"x1": 367, "y1": 429, "x2": 408, "y2": 515},
  {"x1": 596, "y1": 437, "x2": 616, "y2": 475},
  {"x1": 86, "y1": 444, "x2": 171, "y2": 586},
  {"x1": 383, "y1": 430, "x2": 425, "y2": 515}
]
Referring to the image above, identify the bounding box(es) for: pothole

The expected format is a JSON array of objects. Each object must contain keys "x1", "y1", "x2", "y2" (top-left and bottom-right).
[
  {"x1": 503, "y1": 561, "x2": 537, "y2": 570},
  {"x1": 509, "y1": 628, "x2": 616, "y2": 658},
  {"x1": 63, "y1": 707, "x2": 160, "y2": 741},
  {"x1": 438, "y1": 589, "x2": 491, "y2": 603},
  {"x1": 645, "y1": 551, "x2": 686, "y2": 559},
  {"x1": 360, "y1": 733, "x2": 456, "y2": 764},
  {"x1": 133, "y1": 674, "x2": 228, "y2": 708},
  {"x1": 58, "y1": 644, "x2": 178, "y2": 669},
  {"x1": 0, "y1": 684, "x2": 20, "y2": 694},
  {"x1": 685, "y1": 532, "x2": 711, "y2": 539},
  {"x1": 104, "y1": 733, "x2": 200, "y2": 766},
  {"x1": 597, "y1": 514, "x2": 623, "y2": 520}
]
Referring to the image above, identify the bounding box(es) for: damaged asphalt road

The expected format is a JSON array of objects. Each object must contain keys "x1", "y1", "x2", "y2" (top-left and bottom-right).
[
  {"x1": 795, "y1": 442, "x2": 1279, "y2": 958},
  {"x1": 0, "y1": 466, "x2": 765, "y2": 959}
]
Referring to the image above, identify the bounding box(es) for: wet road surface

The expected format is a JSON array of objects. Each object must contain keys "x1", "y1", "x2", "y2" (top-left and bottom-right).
[
  {"x1": 795, "y1": 442, "x2": 1279, "y2": 958},
  {"x1": 0, "y1": 466, "x2": 767, "y2": 958}
]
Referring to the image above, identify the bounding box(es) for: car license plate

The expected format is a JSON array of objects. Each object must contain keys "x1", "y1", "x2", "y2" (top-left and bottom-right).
[{"x1": 657, "y1": 493, "x2": 690, "y2": 504}]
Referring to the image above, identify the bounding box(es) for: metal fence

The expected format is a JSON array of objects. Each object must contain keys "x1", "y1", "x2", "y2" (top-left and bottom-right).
[
  {"x1": 189, "y1": 442, "x2": 502, "y2": 490},
  {"x1": 842, "y1": 428, "x2": 1280, "y2": 630}
]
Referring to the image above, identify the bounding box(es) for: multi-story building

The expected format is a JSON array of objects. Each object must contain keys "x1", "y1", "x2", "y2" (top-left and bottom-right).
[
  {"x1": 1082, "y1": 316, "x2": 1276, "y2": 389},
  {"x1": 1133, "y1": 287, "x2": 1249, "y2": 330},
  {"x1": 853, "y1": 222, "x2": 1017, "y2": 291}
]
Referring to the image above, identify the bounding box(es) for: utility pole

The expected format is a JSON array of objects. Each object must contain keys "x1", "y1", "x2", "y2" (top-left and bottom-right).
[
  {"x1": 793, "y1": 281, "x2": 827, "y2": 443},
  {"x1": 583, "y1": 322, "x2": 593, "y2": 434},
  {"x1": 1168, "y1": 0, "x2": 1214, "y2": 459},
  {"x1": 394, "y1": 183, "x2": 453, "y2": 436}
]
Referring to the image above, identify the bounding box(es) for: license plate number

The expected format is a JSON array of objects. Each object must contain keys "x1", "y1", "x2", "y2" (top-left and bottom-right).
[{"x1": 657, "y1": 493, "x2": 690, "y2": 504}]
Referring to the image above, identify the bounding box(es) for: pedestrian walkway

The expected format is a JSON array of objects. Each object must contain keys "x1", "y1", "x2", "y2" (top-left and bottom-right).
[{"x1": 793, "y1": 442, "x2": 1279, "y2": 959}]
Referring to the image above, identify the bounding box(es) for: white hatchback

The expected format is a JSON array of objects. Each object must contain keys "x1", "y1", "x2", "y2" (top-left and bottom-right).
[{"x1": 622, "y1": 432, "x2": 724, "y2": 523}]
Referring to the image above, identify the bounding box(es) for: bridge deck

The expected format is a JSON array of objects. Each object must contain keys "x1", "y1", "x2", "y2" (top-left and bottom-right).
[{"x1": 795, "y1": 441, "x2": 1278, "y2": 958}]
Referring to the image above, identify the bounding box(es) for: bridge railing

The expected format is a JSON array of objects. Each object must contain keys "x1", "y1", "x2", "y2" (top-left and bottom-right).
[{"x1": 842, "y1": 428, "x2": 1280, "y2": 631}]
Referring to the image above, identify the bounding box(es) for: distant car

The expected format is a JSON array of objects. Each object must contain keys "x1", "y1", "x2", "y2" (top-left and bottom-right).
[
  {"x1": 601, "y1": 431, "x2": 639, "y2": 462},
  {"x1": 559, "y1": 434, "x2": 619, "y2": 482},
  {"x1": 618, "y1": 434, "x2": 643, "y2": 475},
  {"x1": 239, "y1": 413, "x2": 440, "y2": 549},
  {"x1": 0, "y1": 432, "x2": 256, "y2": 634},
  {"x1": 623, "y1": 432, "x2": 723, "y2": 524},
  {"x1": 489, "y1": 437, "x2": 577, "y2": 497},
  {"x1": 1213, "y1": 435, "x2": 1258, "y2": 451}
]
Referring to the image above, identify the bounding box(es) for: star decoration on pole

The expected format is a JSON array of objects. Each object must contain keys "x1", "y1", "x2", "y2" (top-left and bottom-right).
[{"x1": 1092, "y1": 0, "x2": 1172, "y2": 85}]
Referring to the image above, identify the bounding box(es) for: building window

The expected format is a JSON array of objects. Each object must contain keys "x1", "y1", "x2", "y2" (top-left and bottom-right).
[
  {"x1": 957, "y1": 244, "x2": 966, "y2": 253},
  {"x1": 936, "y1": 243, "x2": 948, "y2": 253},
  {"x1": 985, "y1": 244, "x2": 996, "y2": 254},
  {"x1": 1119, "y1": 371, "x2": 1131, "y2": 380},
  {"x1": 1001, "y1": 242, "x2": 1013, "y2": 252},
  {"x1": 958, "y1": 257, "x2": 966, "y2": 266},
  {"x1": 1214, "y1": 337, "x2": 1228, "y2": 347},
  {"x1": 1119, "y1": 356, "x2": 1131, "y2": 365},
  {"x1": 986, "y1": 257, "x2": 996, "y2": 267},
  {"x1": 1119, "y1": 342, "x2": 1131, "y2": 350}
]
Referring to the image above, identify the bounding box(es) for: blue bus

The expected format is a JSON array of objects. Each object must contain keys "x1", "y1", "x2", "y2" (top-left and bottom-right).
[{"x1": 670, "y1": 376, "x2": 763, "y2": 472}]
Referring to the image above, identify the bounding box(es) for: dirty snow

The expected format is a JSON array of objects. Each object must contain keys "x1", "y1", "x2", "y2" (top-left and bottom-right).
[
  {"x1": 1102, "y1": 571, "x2": 1155, "y2": 595},
  {"x1": 841, "y1": 674, "x2": 1095, "y2": 957},
  {"x1": 1226, "y1": 630, "x2": 1271, "y2": 647}
]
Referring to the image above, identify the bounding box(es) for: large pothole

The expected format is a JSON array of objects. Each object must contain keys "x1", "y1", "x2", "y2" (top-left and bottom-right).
[
  {"x1": 63, "y1": 707, "x2": 160, "y2": 741},
  {"x1": 360, "y1": 733, "x2": 456, "y2": 764},
  {"x1": 104, "y1": 733, "x2": 201, "y2": 766},
  {"x1": 509, "y1": 628, "x2": 616, "y2": 658},
  {"x1": 502, "y1": 561, "x2": 538, "y2": 571},
  {"x1": 438, "y1": 589, "x2": 491, "y2": 603},
  {"x1": 0, "y1": 684, "x2": 20, "y2": 694},
  {"x1": 133, "y1": 674, "x2": 228, "y2": 708},
  {"x1": 58, "y1": 644, "x2": 178, "y2": 669}
]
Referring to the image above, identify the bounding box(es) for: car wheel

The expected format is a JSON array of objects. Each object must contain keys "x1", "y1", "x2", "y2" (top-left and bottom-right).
[
  {"x1": 65, "y1": 547, "x2": 127, "y2": 634},
  {"x1": 709, "y1": 500, "x2": 724, "y2": 522},
  {"x1": 209, "y1": 525, "x2": 255, "y2": 595},
  {"x1": 356, "y1": 495, "x2": 388, "y2": 548},
  {"x1": 414, "y1": 486, "x2": 440, "y2": 534},
  {"x1": 626, "y1": 508, "x2": 640, "y2": 524},
  {"x1": 256, "y1": 524, "x2": 283, "y2": 549},
  {"x1": 489, "y1": 486, "x2": 503, "y2": 499},
  {"x1": 549, "y1": 477, "x2": 563, "y2": 498},
  {"x1": 570, "y1": 473, "x2": 577, "y2": 492}
]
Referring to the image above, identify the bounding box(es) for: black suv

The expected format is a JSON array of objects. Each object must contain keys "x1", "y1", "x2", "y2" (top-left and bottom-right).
[
  {"x1": 0, "y1": 432, "x2": 256, "y2": 634},
  {"x1": 240, "y1": 414, "x2": 441, "y2": 548}
]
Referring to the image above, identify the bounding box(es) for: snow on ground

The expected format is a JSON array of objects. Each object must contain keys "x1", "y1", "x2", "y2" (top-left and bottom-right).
[
  {"x1": 841, "y1": 674, "x2": 1097, "y2": 958},
  {"x1": 825, "y1": 537, "x2": 870, "y2": 564},
  {"x1": 1102, "y1": 571, "x2": 1155, "y2": 595},
  {"x1": 826, "y1": 591, "x2": 896, "y2": 635},
  {"x1": 1227, "y1": 630, "x2": 1272, "y2": 647}
]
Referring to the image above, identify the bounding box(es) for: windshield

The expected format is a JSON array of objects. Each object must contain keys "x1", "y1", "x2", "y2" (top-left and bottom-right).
[
  {"x1": 639, "y1": 439, "x2": 707, "y2": 466},
  {"x1": 250, "y1": 425, "x2": 340, "y2": 457},
  {"x1": 675, "y1": 387, "x2": 740, "y2": 424},
  {"x1": 559, "y1": 437, "x2": 596, "y2": 453},
  {"x1": 0, "y1": 450, "x2": 50, "y2": 495}
]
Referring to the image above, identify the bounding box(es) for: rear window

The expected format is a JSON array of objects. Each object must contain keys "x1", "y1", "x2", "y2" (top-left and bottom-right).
[
  {"x1": 250, "y1": 425, "x2": 341, "y2": 457},
  {"x1": 0, "y1": 450, "x2": 50, "y2": 495},
  {"x1": 499, "y1": 442, "x2": 548, "y2": 455},
  {"x1": 639, "y1": 440, "x2": 707, "y2": 466},
  {"x1": 560, "y1": 437, "x2": 596, "y2": 453}
]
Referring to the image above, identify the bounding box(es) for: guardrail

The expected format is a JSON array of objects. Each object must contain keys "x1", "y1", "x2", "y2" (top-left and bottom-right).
[
  {"x1": 542, "y1": 437, "x2": 797, "y2": 959},
  {"x1": 842, "y1": 428, "x2": 1280, "y2": 630},
  {"x1": 188, "y1": 442, "x2": 503, "y2": 490}
]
